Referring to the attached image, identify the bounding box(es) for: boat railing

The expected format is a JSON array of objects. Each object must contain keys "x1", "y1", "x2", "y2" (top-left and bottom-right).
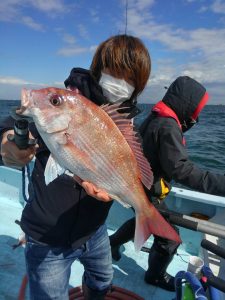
[{"x1": 170, "y1": 186, "x2": 225, "y2": 207}]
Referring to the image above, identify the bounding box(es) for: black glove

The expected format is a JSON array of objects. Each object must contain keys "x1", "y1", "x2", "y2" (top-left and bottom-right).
[{"x1": 64, "y1": 68, "x2": 107, "y2": 106}]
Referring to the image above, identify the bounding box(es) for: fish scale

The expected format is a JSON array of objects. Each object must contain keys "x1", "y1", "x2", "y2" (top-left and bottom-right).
[{"x1": 72, "y1": 129, "x2": 132, "y2": 200}]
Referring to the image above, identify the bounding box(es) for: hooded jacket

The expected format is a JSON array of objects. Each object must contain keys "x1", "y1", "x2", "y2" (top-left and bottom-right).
[{"x1": 140, "y1": 76, "x2": 225, "y2": 197}]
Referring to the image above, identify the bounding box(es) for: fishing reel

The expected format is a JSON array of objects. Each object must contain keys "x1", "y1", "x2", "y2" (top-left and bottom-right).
[{"x1": 7, "y1": 107, "x2": 36, "y2": 150}]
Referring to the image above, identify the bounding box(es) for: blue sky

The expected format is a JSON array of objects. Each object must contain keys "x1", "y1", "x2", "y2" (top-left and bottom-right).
[{"x1": 0, "y1": 0, "x2": 225, "y2": 104}]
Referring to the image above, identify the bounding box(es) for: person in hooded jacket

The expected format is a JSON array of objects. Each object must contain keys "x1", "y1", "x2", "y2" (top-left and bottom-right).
[
  {"x1": 108, "y1": 76, "x2": 225, "y2": 292},
  {"x1": 0, "y1": 34, "x2": 151, "y2": 300}
]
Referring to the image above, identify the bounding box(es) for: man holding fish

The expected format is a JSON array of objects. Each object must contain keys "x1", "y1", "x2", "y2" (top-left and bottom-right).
[{"x1": 1, "y1": 34, "x2": 178, "y2": 300}]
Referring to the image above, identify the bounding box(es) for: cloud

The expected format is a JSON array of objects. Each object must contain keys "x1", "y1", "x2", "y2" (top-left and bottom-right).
[
  {"x1": 211, "y1": 0, "x2": 225, "y2": 14},
  {"x1": 0, "y1": 0, "x2": 22, "y2": 22},
  {"x1": 57, "y1": 27, "x2": 91, "y2": 56},
  {"x1": 0, "y1": 76, "x2": 33, "y2": 85},
  {"x1": 0, "y1": 75, "x2": 49, "y2": 87},
  {"x1": 127, "y1": 7, "x2": 225, "y2": 56},
  {"x1": 89, "y1": 8, "x2": 100, "y2": 23},
  {"x1": 138, "y1": 79, "x2": 225, "y2": 105},
  {"x1": 0, "y1": 0, "x2": 68, "y2": 30},
  {"x1": 128, "y1": 0, "x2": 155, "y2": 10},
  {"x1": 21, "y1": 16, "x2": 44, "y2": 31},
  {"x1": 116, "y1": 0, "x2": 225, "y2": 104},
  {"x1": 78, "y1": 24, "x2": 89, "y2": 40},
  {"x1": 62, "y1": 33, "x2": 76, "y2": 44},
  {"x1": 57, "y1": 46, "x2": 90, "y2": 57},
  {"x1": 123, "y1": 1, "x2": 225, "y2": 85},
  {"x1": 0, "y1": 76, "x2": 63, "y2": 100},
  {"x1": 29, "y1": 0, "x2": 67, "y2": 14}
]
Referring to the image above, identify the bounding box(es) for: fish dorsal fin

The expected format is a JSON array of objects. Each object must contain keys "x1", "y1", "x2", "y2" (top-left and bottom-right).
[
  {"x1": 44, "y1": 154, "x2": 66, "y2": 185},
  {"x1": 101, "y1": 103, "x2": 153, "y2": 190}
]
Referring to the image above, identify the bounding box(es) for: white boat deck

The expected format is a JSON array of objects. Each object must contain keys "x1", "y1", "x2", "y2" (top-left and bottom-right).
[{"x1": 0, "y1": 166, "x2": 225, "y2": 299}]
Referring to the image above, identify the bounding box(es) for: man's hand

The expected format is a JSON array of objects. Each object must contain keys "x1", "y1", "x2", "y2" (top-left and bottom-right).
[
  {"x1": 82, "y1": 181, "x2": 112, "y2": 202},
  {"x1": 1, "y1": 130, "x2": 37, "y2": 169},
  {"x1": 73, "y1": 175, "x2": 112, "y2": 202}
]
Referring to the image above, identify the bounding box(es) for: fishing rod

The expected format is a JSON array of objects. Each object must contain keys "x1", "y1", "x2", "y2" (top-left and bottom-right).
[
  {"x1": 141, "y1": 208, "x2": 225, "y2": 254},
  {"x1": 158, "y1": 208, "x2": 225, "y2": 239},
  {"x1": 7, "y1": 108, "x2": 37, "y2": 203},
  {"x1": 7, "y1": 107, "x2": 36, "y2": 150},
  {"x1": 201, "y1": 239, "x2": 225, "y2": 259},
  {"x1": 7, "y1": 119, "x2": 32, "y2": 149},
  {"x1": 201, "y1": 239, "x2": 225, "y2": 293}
]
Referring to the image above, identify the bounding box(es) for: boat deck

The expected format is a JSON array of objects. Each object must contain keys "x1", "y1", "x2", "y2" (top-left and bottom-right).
[
  {"x1": 1, "y1": 165, "x2": 225, "y2": 299},
  {"x1": 0, "y1": 194, "x2": 200, "y2": 300}
]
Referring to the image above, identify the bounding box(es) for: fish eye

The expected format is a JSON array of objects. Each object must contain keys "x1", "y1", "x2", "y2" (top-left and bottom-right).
[{"x1": 50, "y1": 95, "x2": 62, "y2": 106}]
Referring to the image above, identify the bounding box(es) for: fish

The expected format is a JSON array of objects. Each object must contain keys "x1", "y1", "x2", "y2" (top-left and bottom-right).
[{"x1": 18, "y1": 87, "x2": 181, "y2": 250}]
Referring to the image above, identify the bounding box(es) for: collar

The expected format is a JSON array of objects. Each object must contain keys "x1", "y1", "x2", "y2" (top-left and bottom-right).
[
  {"x1": 152, "y1": 101, "x2": 185, "y2": 145},
  {"x1": 152, "y1": 101, "x2": 182, "y2": 129}
]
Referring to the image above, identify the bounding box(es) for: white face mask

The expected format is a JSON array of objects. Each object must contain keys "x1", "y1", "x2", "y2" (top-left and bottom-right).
[{"x1": 99, "y1": 72, "x2": 135, "y2": 103}]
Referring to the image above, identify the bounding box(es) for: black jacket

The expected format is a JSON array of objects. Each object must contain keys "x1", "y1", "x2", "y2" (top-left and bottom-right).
[{"x1": 140, "y1": 76, "x2": 225, "y2": 197}]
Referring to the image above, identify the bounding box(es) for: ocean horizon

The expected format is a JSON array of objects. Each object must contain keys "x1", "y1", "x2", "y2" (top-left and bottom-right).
[{"x1": 0, "y1": 100, "x2": 224, "y2": 178}]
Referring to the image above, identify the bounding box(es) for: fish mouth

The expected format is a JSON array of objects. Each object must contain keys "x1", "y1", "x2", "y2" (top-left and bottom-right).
[{"x1": 16, "y1": 88, "x2": 31, "y2": 115}]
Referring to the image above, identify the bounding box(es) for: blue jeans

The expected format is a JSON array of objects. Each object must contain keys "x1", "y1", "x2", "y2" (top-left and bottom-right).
[{"x1": 25, "y1": 224, "x2": 113, "y2": 299}]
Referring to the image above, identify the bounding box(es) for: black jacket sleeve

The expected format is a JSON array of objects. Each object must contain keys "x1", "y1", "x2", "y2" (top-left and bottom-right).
[{"x1": 158, "y1": 121, "x2": 225, "y2": 197}]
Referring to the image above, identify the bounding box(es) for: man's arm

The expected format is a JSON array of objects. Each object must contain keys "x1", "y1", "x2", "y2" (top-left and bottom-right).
[{"x1": 159, "y1": 124, "x2": 225, "y2": 196}]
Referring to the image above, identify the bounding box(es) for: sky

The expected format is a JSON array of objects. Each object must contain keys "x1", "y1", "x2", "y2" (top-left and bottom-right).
[{"x1": 0, "y1": 0, "x2": 225, "y2": 104}]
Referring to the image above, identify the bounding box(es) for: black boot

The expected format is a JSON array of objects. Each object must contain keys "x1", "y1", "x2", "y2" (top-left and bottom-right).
[
  {"x1": 109, "y1": 218, "x2": 135, "y2": 261},
  {"x1": 82, "y1": 282, "x2": 108, "y2": 300},
  {"x1": 144, "y1": 247, "x2": 175, "y2": 292}
]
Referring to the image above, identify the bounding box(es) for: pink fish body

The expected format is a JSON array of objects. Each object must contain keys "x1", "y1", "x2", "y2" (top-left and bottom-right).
[{"x1": 19, "y1": 87, "x2": 181, "y2": 250}]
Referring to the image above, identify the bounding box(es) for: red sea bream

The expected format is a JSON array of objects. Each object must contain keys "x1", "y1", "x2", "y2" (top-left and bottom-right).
[{"x1": 18, "y1": 87, "x2": 181, "y2": 250}]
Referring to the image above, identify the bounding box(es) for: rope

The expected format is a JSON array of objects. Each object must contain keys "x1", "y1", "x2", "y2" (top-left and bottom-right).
[
  {"x1": 18, "y1": 275, "x2": 28, "y2": 300},
  {"x1": 22, "y1": 164, "x2": 33, "y2": 204}
]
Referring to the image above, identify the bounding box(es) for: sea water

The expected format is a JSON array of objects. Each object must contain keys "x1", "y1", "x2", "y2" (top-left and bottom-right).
[
  {"x1": 0, "y1": 102, "x2": 222, "y2": 269},
  {"x1": 0, "y1": 100, "x2": 225, "y2": 174},
  {"x1": 136, "y1": 103, "x2": 225, "y2": 174}
]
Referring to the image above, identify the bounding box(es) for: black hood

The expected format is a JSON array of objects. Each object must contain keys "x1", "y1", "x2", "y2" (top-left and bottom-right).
[{"x1": 162, "y1": 76, "x2": 206, "y2": 124}]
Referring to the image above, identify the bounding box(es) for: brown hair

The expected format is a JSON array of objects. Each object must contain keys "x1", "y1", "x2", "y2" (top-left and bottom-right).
[{"x1": 90, "y1": 34, "x2": 151, "y2": 99}]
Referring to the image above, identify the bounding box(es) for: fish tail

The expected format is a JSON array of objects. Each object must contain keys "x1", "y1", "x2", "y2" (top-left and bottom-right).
[{"x1": 134, "y1": 206, "x2": 182, "y2": 252}]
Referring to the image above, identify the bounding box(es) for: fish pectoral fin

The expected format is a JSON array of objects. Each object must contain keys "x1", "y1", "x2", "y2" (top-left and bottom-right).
[
  {"x1": 44, "y1": 154, "x2": 66, "y2": 185},
  {"x1": 110, "y1": 194, "x2": 131, "y2": 208}
]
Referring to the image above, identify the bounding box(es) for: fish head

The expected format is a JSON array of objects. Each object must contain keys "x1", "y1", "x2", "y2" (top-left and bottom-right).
[{"x1": 17, "y1": 87, "x2": 81, "y2": 134}]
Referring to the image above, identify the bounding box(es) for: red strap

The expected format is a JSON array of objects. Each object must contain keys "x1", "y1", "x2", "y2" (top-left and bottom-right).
[{"x1": 152, "y1": 101, "x2": 182, "y2": 129}]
